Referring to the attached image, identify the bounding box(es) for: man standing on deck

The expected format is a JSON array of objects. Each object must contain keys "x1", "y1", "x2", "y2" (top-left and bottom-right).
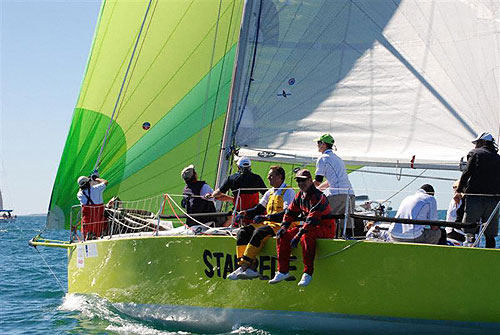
[
  {"x1": 207, "y1": 156, "x2": 267, "y2": 225},
  {"x1": 180, "y1": 164, "x2": 218, "y2": 227},
  {"x1": 457, "y1": 132, "x2": 500, "y2": 248},
  {"x1": 227, "y1": 165, "x2": 296, "y2": 280},
  {"x1": 314, "y1": 134, "x2": 355, "y2": 237},
  {"x1": 388, "y1": 184, "x2": 441, "y2": 244},
  {"x1": 77, "y1": 173, "x2": 108, "y2": 239},
  {"x1": 269, "y1": 169, "x2": 336, "y2": 287}
]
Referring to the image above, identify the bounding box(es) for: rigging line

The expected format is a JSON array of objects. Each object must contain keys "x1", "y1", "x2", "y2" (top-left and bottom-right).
[
  {"x1": 116, "y1": 0, "x2": 196, "y2": 116},
  {"x1": 120, "y1": 2, "x2": 236, "y2": 137},
  {"x1": 93, "y1": 0, "x2": 154, "y2": 172},
  {"x1": 200, "y1": 0, "x2": 239, "y2": 178},
  {"x1": 97, "y1": 0, "x2": 159, "y2": 168},
  {"x1": 113, "y1": 0, "x2": 159, "y2": 124},
  {"x1": 198, "y1": 0, "x2": 225, "y2": 176},
  {"x1": 347, "y1": 168, "x2": 456, "y2": 181},
  {"x1": 383, "y1": 169, "x2": 428, "y2": 203},
  {"x1": 232, "y1": 0, "x2": 264, "y2": 139},
  {"x1": 34, "y1": 247, "x2": 66, "y2": 293}
]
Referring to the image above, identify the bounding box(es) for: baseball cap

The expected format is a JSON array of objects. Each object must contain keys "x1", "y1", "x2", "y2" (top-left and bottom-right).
[
  {"x1": 314, "y1": 133, "x2": 334, "y2": 145},
  {"x1": 420, "y1": 184, "x2": 435, "y2": 195},
  {"x1": 295, "y1": 169, "x2": 312, "y2": 180},
  {"x1": 237, "y1": 156, "x2": 251, "y2": 168},
  {"x1": 472, "y1": 132, "x2": 494, "y2": 143},
  {"x1": 181, "y1": 165, "x2": 195, "y2": 180},
  {"x1": 77, "y1": 176, "x2": 90, "y2": 187}
]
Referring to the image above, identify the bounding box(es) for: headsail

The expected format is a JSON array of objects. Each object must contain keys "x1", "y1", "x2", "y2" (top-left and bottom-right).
[
  {"x1": 227, "y1": 0, "x2": 499, "y2": 170},
  {"x1": 48, "y1": 0, "x2": 244, "y2": 229}
]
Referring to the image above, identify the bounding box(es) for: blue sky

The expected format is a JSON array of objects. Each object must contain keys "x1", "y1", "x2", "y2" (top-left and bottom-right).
[
  {"x1": 0, "y1": 0, "x2": 459, "y2": 215},
  {"x1": 1, "y1": 0, "x2": 100, "y2": 214}
]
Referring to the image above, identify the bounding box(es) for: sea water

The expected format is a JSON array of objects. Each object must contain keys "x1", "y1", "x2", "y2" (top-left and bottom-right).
[
  {"x1": 0, "y1": 213, "x2": 492, "y2": 334},
  {"x1": 0, "y1": 216, "x2": 296, "y2": 335}
]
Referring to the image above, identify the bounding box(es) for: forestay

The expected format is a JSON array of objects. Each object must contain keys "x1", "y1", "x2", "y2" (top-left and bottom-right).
[{"x1": 228, "y1": 0, "x2": 499, "y2": 169}]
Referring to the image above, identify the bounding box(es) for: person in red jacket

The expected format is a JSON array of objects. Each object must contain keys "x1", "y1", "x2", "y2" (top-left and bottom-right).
[{"x1": 269, "y1": 169, "x2": 336, "y2": 287}]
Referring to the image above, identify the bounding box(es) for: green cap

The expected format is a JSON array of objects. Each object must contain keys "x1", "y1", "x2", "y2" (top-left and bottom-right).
[{"x1": 314, "y1": 134, "x2": 334, "y2": 145}]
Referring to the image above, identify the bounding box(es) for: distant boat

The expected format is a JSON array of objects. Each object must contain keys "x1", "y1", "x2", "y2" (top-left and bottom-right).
[
  {"x1": 33, "y1": 0, "x2": 499, "y2": 334},
  {"x1": 0, "y1": 190, "x2": 15, "y2": 221}
]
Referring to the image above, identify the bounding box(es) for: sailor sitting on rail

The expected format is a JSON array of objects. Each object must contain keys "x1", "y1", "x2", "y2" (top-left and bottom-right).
[
  {"x1": 180, "y1": 164, "x2": 219, "y2": 227},
  {"x1": 270, "y1": 169, "x2": 336, "y2": 287},
  {"x1": 227, "y1": 166, "x2": 296, "y2": 280},
  {"x1": 388, "y1": 184, "x2": 441, "y2": 245}
]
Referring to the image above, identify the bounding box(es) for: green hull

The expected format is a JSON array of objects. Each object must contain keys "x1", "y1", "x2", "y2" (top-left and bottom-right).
[{"x1": 67, "y1": 235, "x2": 500, "y2": 332}]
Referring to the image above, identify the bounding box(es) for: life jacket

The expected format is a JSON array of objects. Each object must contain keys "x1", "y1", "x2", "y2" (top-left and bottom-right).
[
  {"x1": 233, "y1": 192, "x2": 260, "y2": 211},
  {"x1": 183, "y1": 180, "x2": 216, "y2": 226}
]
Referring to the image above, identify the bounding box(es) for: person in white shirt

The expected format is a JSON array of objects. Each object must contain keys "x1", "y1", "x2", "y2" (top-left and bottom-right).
[
  {"x1": 313, "y1": 133, "x2": 355, "y2": 237},
  {"x1": 446, "y1": 180, "x2": 465, "y2": 243},
  {"x1": 77, "y1": 174, "x2": 108, "y2": 239},
  {"x1": 389, "y1": 184, "x2": 441, "y2": 244}
]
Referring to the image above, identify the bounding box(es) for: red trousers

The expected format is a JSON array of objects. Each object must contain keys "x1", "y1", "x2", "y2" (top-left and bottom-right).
[
  {"x1": 277, "y1": 222, "x2": 335, "y2": 275},
  {"x1": 81, "y1": 204, "x2": 106, "y2": 238}
]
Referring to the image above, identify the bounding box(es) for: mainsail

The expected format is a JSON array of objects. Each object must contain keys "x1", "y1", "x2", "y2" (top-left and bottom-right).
[
  {"x1": 47, "y1": 0, "x2": 244, "y2": 228},
  {"x1": 225, "y1": 0, "x2": 499, "y2": 171}
]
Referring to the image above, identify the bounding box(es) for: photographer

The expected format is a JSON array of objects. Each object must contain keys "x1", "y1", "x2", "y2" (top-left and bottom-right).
[{"x1": 77, "y1": 172, "x2": 108, "y2": 240}]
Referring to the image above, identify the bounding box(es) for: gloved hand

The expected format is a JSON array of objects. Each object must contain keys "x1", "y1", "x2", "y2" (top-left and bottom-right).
[
  {"x1": 253, "y1": 215, "x2": 268, "y2": 224},
  {"x1": 276, "y1": 226, "x2": 287, "y2": 239},
  {"x1": 234, "y1": 211, "x2": 246, "y2": 223},
  {"x1": 290, "y1": 227, "x2": 307, "y2": 248},
  {"x1": 91, "y1": 169, "x2": 99, "y2": 180},
  {"x1": 290, "y1": 235, "x2": 301, "y2": 248}
]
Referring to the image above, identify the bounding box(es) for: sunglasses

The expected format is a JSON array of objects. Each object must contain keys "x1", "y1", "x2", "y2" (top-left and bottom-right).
[
  {"x1": 317, "y1": 141, "x2": 323, "y2": 145},
  {"x1": 295, "y1": 178, "x2": 308, "y2": 183}
]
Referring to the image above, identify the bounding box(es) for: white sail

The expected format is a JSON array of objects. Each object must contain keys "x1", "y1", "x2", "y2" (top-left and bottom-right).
[{"x1": 230, "y1": 0, "x2": 499, "y2": 169}]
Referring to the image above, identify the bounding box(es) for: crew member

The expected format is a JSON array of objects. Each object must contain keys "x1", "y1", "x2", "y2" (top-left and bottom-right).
[
  {"x1": 181, "y1": 164, "x2": 218, "y2": 227},
  {"x1": 207, "y1": 156, "x2": 267, "y2": 225},
  {"x1": 77, "y1": 173, "x2": 108, "y2": 239},
  {"x1": 227, "y1": 166, "x2": 296, "y2": 280},
  {"x1": 314, "y1": 134, "x2": 356, "y2": 237},
  {"x1": 269, "y1": 169, "x2": 336, "y2": 287},
  {"x1": 388, "y1": 184, "x2": 441, "y2": 244},
  {"x1": 457, "y1": 132, "x2": 500, "y2": 248}
]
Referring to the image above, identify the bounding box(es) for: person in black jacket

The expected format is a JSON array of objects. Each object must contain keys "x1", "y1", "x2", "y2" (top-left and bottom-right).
[
  {"x1": 181, "y1": 165, "x2": 218, "y2": 227},
  {"x1": 457, "y1": 132, "x2": 500, "y2": 248}
]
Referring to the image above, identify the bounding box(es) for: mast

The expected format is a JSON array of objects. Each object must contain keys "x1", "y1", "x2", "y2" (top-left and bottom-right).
[{"x1": 216, "y1": 0, "x2": 262, "y2": 188}]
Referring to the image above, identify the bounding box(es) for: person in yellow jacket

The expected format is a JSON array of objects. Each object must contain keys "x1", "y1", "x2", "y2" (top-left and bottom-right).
[{"x1": 227, "y1": 166, "x2": 297, "y2": 280}]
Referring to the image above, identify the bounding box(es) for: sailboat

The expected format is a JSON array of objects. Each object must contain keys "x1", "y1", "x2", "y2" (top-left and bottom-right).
[
  {"x1": 33, "y1": 0, "x2": 499, "y2": 333},
  {"x1": 0, "y1": 190, "x2": 15, "y2": 221}
]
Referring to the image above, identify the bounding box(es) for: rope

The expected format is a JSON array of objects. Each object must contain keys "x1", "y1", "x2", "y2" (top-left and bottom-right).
[
  {"x1": 34, "y1": 247, "x2": 66, "y2": 293},
  {"x1": 165, "y1": 193, "x2": 237, "y2": 238},
  {"x1": 94, "y1": 0, "x2": 154, "y2": 171},
  {"x1": 383, "y1": 169, "x2": 428, "y2": 203},
  {"x1": 317, "y1": 240, "x2": 362, "y2": 260}
]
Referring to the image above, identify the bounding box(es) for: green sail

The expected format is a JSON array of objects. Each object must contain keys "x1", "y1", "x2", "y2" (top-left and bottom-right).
[{"x1": 47, "y1": 0, "x2": 244, "y2": 229}]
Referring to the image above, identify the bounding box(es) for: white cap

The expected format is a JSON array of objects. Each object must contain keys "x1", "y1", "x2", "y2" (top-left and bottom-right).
[
  {"x1": 237, "y1": 156, "x2": 251, "y2": 168},
  {"x1": 77, "y1": 176, "x2": 90, "y2": 187},
  {"x1": 472, "y1": 132, "x2": 494, "y2": 143},
  {"x1": 181, "y1": 164, "x2": 195, "y2": 181}
]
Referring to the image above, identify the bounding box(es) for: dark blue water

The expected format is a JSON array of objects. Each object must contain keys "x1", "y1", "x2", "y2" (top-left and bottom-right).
[{"x1": 0, "y1": 216, "x2": 293, "y2": 335}]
